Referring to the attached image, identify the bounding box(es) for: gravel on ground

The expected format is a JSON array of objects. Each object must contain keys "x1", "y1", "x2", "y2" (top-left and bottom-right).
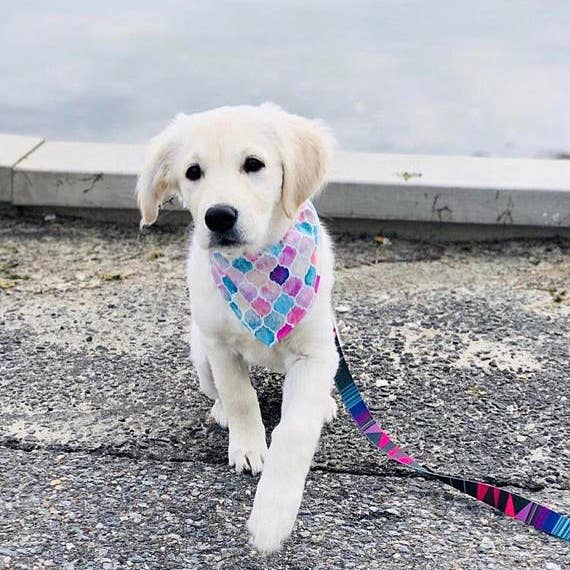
[{"x1": 1, "y1": 211, "x2": 568, "y2": 569}]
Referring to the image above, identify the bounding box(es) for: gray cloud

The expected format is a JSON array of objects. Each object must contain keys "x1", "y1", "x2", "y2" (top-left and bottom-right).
[{"x1": 1, "y1": 1, "x2": 568, "y2": 156}]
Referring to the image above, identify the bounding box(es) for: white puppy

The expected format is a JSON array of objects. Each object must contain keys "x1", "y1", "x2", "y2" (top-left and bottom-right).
[{"x1": 136, "y1": 104, "x2": 338, "y2": 553}]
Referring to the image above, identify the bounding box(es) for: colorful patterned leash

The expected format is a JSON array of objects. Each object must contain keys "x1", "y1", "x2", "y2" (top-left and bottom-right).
[{"x1": 333, "y1": 325, "x2": 570, "y2": 541}]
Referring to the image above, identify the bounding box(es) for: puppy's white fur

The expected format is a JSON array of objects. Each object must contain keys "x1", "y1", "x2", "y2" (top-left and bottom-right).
[{"x1": 137, "y1": 104, "x2": 338, "y2": 553}]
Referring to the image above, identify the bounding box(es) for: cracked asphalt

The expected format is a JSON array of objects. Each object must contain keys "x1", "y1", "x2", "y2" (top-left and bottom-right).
[{"x1": 0, "y1": 211, "x2": 568, "y2": 569}]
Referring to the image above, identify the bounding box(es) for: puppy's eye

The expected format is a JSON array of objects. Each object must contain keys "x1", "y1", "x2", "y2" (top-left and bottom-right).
[
  {"x1": 243, "y1": 156, "x2": 265, "y2": 174},
  {"x1": 185, "y1": 164, "x2": 202, "y2": 181}
]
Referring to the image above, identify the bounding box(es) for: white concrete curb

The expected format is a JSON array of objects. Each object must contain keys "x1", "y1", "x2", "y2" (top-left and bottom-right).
[
  {"x1": 322, "y1": 152, "x2": 570, "y2": 228},
  {"x1": 0, "y1": 134, "x2": 44, "y2": 202},
  {"x1": 12, "y1": 141, "x2": 143, "y2": 210},
  {"x1": 1, "y1": 134, "x2": 569, "y2": 231}
]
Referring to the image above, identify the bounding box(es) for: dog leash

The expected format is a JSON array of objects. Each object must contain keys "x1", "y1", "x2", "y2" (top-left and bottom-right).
[{"x1": 333, "y1": 324, "x2": 570, "y2": 541}]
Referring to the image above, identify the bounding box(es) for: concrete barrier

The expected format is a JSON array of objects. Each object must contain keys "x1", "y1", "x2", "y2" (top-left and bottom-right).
[
  {"x1": 12, "y1": 141, "x2": 142, "y2": 210},
  {"x1": 322, "y1": 152, "x2": 570, "y2": 228},
  {"x1": 0, "y1": 134, "x2": 44, "y2": 202},
  {"x1": 1, "y1": 133, "x2": 569, "y2": 238}
]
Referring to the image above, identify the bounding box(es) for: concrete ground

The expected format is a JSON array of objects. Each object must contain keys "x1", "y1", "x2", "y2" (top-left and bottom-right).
[{"x1": 0, "y1": 210, "x2": 568, "y2": 570}]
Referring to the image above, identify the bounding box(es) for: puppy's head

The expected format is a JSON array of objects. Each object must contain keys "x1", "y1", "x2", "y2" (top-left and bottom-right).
[{"x1": 136, "y1": 104, "x2": 333, "y2": 252}]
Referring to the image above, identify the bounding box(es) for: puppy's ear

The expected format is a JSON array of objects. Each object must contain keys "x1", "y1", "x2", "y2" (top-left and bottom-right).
[
  {"x1": 136, "y1": 117, "x2": 183, "y2": 227},
  {"x1": 279, "y1": 112, "x2": 334, "y2": 218}
]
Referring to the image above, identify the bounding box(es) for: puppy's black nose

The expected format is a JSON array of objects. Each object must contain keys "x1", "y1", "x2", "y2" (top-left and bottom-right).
[{"x1": 204, "y1": 204, "x2": 238, "y2": 232}]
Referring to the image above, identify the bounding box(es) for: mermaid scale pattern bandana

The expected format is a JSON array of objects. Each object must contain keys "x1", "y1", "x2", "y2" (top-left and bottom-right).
[
  {"x1": 209, "y1": 201, "x2": 320, "y2": 347},
  {"x1": 209, "y1": 203, "x2": 569, "y2": 542}
]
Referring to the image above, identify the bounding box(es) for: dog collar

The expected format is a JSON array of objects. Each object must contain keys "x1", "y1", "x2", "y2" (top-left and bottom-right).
[{"x1": 209, "y1": 202, "x2": 320, "y2": 347}]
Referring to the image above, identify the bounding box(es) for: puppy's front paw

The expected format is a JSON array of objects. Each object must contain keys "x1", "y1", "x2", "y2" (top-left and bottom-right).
[
  {"x1": 228, "y1": 428, "x2": 268, "y2": 475},
  {"x1": 247, "y1": 481, "x2": 300, "y2": 554}
]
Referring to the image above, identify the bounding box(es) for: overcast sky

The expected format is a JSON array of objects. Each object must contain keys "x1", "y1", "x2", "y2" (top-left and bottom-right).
[{"x1": 1, "y1": 1, "x2": 569, "y2": 157}]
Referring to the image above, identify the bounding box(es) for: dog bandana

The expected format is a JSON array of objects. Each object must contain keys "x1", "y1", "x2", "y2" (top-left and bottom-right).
[{"x1": 209, "y1": 202, "x2": 320, "y2": 347}]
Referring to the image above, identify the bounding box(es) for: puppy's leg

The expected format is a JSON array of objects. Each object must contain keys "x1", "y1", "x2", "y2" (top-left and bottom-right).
[
  {"x1": 207, "y1": 342, "x2": 268, "y2": 474},
  {"x1": 324, "y1": 395, "x2": 338, "y2": 424},
  {"x1": 191, "y1": 323, "x2": 230, "y2": 427},
  {"x1": 247, "y1": 347, "x2": 338, "y2": 553},
  {"x1": 191, "y1": 322, "x2": 217, "y2": 400}
]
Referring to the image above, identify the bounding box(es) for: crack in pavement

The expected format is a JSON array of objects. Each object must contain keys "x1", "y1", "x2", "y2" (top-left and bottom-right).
[{"x1": 2, "y1": 439, "x2": 559, "y2": 493}]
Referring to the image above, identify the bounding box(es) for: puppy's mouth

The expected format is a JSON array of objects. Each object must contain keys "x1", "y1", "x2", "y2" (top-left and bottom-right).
[{"x1": 208, "y1": 228, "x2": 246, "y2": 249}]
